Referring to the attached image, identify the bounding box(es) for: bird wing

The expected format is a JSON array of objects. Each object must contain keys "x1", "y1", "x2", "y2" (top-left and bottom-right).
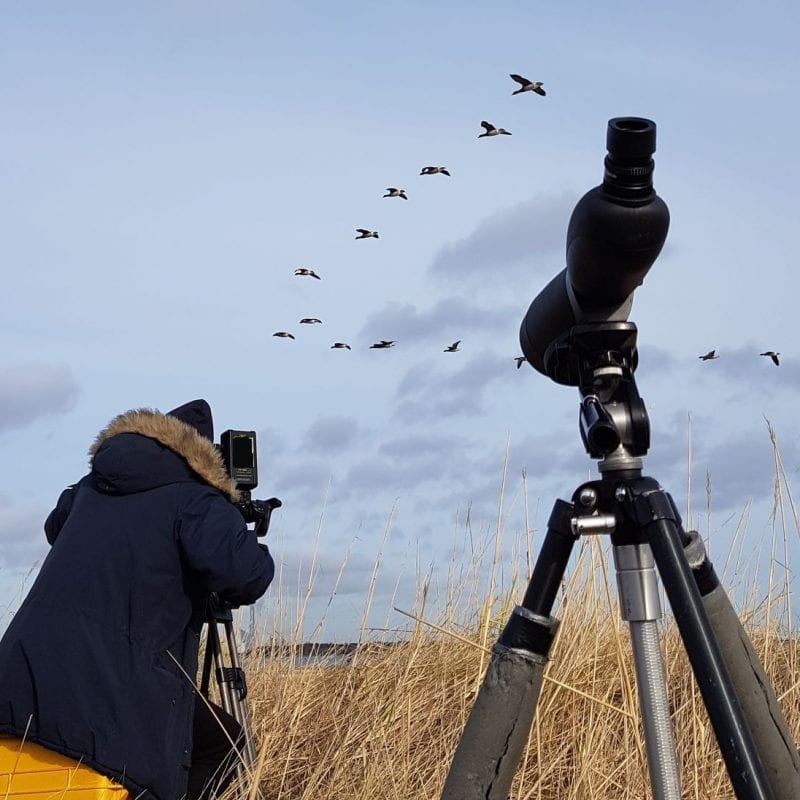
[
  {"x1": 480, "y1": 120, "x2": 495, "y2": 132},
  {"x1": 509, "y1": 74, "x2": 529, "y2": 85},
  {"x1": 440, "y1": 168, "x2": 450, "y2": 176},
  {"x1": 356, "y1": 228, "x2": 370, "y2": 234},
  {"x1": 453, "y1": 340, "x2": 461, "y2": 348},
  {"x1": 534, "y1": 86, "x2": 546, "y2": 96}
]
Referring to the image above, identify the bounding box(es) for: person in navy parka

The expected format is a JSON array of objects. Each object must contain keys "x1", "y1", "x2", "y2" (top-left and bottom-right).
[{"x1": 0, "y1": 399, "x2": 275, "y2": 800}]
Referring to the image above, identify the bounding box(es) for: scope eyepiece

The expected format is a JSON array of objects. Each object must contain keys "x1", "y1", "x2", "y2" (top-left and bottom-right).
[{"x1": 603, "y1": 117, "x2": 657, "y2": 202}]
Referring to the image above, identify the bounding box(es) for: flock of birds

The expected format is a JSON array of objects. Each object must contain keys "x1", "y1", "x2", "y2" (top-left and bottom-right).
[
  {"x1": 273, "y1": 73, "x2": 786, "y2": 373},
  {"x1": 699, "y1": 350, "x2": 782, "y2": 366},
  {"x1": 271, "y1": 73, "x2": 546, "y2": 362}
]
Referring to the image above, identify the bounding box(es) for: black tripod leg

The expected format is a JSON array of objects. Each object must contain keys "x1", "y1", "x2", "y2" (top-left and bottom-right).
[
  {"x1": 685, "y1": 531, "x2": 800, "y2": 799},
  {"x1": 440, "y1": 500, "x2": 575, "y2": 800},
  {"x1": 630, "y1": 480, "x2": 776, "y2": 800}
]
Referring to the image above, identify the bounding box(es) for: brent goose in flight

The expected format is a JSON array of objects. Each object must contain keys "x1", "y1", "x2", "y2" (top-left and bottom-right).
[
  {"x1": 369, "y1": 340, "x2": 396, "y2": 349},
  {"x1": 420, "y1": 166, "x2": 451, "y2": 176},
  {"x1": 356, "y1": 229, "x2": 379, "y2": 239},
  {"x1": 444, "y1": 341, "x2": 461, "y2": 352},
  {"x1": 699, "y1": 350, "x2": 719, "y2": 361},
  {"x1": 383, "y1": 188, "x2": 408, "y2": 199},
  {"x1": 510, "y1": 74, "x2": 546, "y2": 96},
  {"x1": 760, "y1": 350, "x2": 781, "y2": 366},
  {"x1": 479, "y1": 121, "x2": 512, "y2": 137},
  {"x1": 331, "y1": 342, "x2": 351, "y2": 350},
  {"x1": 299, "y1": 318, "x2": 322, "y2": 324},
  {"x1": 294, "y1": 268, "x2": 321, "y2": 280},
  {"x1": 273, "y1": 331, "x2": 295, "y2": 340}
]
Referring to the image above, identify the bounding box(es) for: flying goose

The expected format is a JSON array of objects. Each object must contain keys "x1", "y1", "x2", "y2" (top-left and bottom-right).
[
  {"x1": 331, "y1": 342, "x2": 351, "y2": 350},
  {"x1": 420, "y1": 166, "x2": 451, "y2": 176},
  {"x1": 369, "y1": 340, "x2": 396, "y2": 349},
  {"x1": 273, "y1": 331, "x2": 295, "y2": 340},
  {"x1": 383, "y1": 187, "x2": 408, "y2": 199},
  {"x1": 444, "y1": 340, "x2": 461, "y2": 353},
  {"x1": 760, "y1": 350, "x2": 780, "y2": 366},
  {"x1": 699, "y1": 350, "x2": 719, "y2": 361},
  {"x1": 299, "y1": 318, "x2": 322, "y2": 324},
  {"x1": 514, "y1": 356, "x2": 528, "y2": 369},
  {"x1": 479, "y1": 120, "x2": 512, "y2": 137},
  {"x1": 510, "y1": 74, "x2": 546, "y2": 96},
  {"x1": 294, "y1": 268, "x2": 321, "y2": 280},
  {"x1": 356, "y1": 228, "x2": 379, "y2": 239}
]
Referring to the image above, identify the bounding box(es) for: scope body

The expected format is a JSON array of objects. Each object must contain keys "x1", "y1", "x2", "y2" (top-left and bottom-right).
[{"x1": 520, "y1": 117, "x2": 669, "y2": 380}]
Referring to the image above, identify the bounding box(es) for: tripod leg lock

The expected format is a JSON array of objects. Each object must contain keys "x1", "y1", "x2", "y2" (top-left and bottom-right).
[
  {"x1": 631, "y1": 485, "x2": 681, "y2": 526},
  {"x1": 498, "y1": 605, "x2": 560, "y2": 659},
  {"x1": 216, "y1": 666, "x2": 248, "y2": 700}
]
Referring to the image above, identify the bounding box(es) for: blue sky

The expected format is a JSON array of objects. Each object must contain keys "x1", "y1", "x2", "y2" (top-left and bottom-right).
[{"x1": 2, "y1": 2, "x2": 800, "y2": 640}]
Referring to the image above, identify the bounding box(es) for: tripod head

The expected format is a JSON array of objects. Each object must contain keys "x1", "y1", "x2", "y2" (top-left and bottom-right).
[
  {"x1": 548, "y1": 321, "x2": 650, "y2": 474},
  {"x1": 235, "y1": 492, "x2": 281, "y2": 537}
]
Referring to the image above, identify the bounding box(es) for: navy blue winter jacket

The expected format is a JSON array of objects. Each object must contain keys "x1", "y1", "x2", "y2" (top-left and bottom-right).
[{"x1": 0, "y1": 406, "x2": 275, "y2": 800}]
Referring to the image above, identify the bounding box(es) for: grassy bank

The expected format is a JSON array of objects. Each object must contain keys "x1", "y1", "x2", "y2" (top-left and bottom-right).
[
  {"x1": 224, "y1": 535, "x2": 798, "y2": 800},
  {"x1": 218, "y1": 427, "x2": 798, "y2": 798}
]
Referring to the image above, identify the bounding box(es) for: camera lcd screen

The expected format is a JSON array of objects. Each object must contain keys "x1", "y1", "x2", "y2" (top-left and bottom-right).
[{"x1": 232, "y1": 435, "x2": 254, "y2": 469}]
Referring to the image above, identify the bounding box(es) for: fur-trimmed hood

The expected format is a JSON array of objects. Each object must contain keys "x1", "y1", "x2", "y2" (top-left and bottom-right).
[{"x1": 89, "y1": 408, "x2": 239, "y2": 501}]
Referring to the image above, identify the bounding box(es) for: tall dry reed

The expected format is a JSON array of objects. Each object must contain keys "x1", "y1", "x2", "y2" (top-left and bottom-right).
[{"x1": 215, "y1": 423, "x2": 800, "y2": 800}]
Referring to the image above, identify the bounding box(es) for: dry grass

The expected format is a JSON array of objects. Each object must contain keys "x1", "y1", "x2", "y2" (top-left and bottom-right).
[
  {"x1": 225, "y1": 539, "x2": 798, "y2": 800},
  {"x1": 212, "y1": 421, "x2": 800, "y2": 800},
  {"x1": 8, "y1": 558, "x2": 797, "y2": 800},
  {"x1": 5, "y1": 425, "x2": 798, "y2": 799}
]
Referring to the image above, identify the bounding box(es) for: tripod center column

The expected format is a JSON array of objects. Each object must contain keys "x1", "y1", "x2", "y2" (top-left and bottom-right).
[{"x1": 613, "y1": 543, "x2": 681, "y2": 800}]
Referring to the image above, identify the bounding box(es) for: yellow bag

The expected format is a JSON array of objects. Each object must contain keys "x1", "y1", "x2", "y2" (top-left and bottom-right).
[{"x1": 0, "y1": 738, "x2": 129, "y2": 800}]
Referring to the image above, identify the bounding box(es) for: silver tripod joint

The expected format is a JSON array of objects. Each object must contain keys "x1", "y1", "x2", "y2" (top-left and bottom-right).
[{"x1": 613, "y1": 543, "x2": 663, "y2": 622}]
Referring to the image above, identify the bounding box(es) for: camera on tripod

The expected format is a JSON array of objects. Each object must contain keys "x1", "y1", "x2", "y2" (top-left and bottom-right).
[{"x1": 217, "y1": 429, "x2": 282, "y2": 536}]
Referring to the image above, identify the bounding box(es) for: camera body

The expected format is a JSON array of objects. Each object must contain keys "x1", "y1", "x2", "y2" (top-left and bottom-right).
[
  {"x1": 219, "y1": 429, "x2": 258, "y2": 492},
  {"x1": 217, "y1": 429, "x2": 281, "y2": 535}
]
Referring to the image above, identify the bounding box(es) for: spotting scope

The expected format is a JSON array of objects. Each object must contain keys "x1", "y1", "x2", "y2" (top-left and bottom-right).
[{"x1": 519, "y1": 117, "x2": 670, "y2": 384}]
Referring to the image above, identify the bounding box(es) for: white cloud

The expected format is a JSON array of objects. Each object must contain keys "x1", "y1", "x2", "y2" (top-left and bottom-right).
[
  {"x1": 358, "y1": 296, "x2": 516, "y2": 346},
  {"x1": 303, "y1": 415, "x2": 361, "y2": 452},
  {"x1": 428, "y1": 194, "x2": 573, "y2": 286},
  {"x1": 0, "y1": 364, "x2": 79, "y2": 433},
  {"x1": 394, "y1": 351, "x2": 515, "y2": 422}
]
